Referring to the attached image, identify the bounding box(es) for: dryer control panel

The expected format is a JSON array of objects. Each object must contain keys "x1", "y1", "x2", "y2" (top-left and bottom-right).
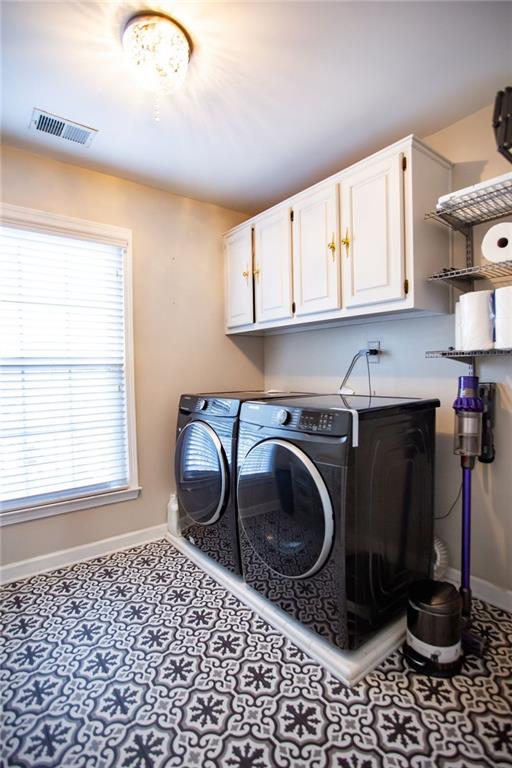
[
  {"x1": 299, "y1": 410, "x2": 336, "y2": 433},
  {"x1": 241, "y1": 402, "x2": 351, "y2": 437}
]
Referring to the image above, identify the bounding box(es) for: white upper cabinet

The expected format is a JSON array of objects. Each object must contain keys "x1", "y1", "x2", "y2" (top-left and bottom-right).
[
  {"x1": 224, "y1": 225, "x2": 253, "y2": 328},
  {"x1": 254, "y1": 206, "x2": 293, "y2": 323},
  {"x1": 341, "y1": 152, "x2": 405, "y2": 308},
  {"x1": 223, "y1": 136, "x2": 451, "y2": 334},
  {"x1": 292, "y1": 183, "x2": 340, "y2": 316}
]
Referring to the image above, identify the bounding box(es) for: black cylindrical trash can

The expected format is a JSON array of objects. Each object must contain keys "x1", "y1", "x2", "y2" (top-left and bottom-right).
[{"x1": 404, "y1": 580, "x2": 462, "y2": 677}]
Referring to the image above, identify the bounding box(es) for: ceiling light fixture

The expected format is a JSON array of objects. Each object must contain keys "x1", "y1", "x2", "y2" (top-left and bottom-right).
[{"x1": 122, "y1": 12, "x2": 191, "y2": 96}]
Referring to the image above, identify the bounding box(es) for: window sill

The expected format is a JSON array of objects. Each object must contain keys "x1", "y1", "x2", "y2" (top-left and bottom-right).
[{"x1": 0, "y1": 487, "x2": 142, "y2": 527}]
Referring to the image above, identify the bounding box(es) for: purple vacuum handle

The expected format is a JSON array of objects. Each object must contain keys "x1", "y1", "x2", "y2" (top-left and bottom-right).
[{"x1": 461, "y1": 466, "x2": 472, "y2": 618}]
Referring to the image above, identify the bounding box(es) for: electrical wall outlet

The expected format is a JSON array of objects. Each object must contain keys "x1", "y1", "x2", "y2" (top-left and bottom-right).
[{"x1": 367, "y1": 341, "x2": 381, "y2": 363}]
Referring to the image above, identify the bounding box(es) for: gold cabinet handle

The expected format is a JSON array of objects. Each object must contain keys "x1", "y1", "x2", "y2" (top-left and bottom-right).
[
  {"x1": 341, "y1": 228, "x2": 350, "y2": 257},
  {"x1": 242, "y1": 269, "x2": 249, "y2": 280},
  {"x1": 253, "y1": 266, "x2": 261, "y2": 279},
  {"x1": 328, "y1": 233, "x2": 336, "y2": 261}
]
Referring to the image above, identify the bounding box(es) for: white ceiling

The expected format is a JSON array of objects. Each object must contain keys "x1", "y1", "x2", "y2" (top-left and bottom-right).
[{"x1": 2, "y1": 1, "x2": 511, "y2": 213}]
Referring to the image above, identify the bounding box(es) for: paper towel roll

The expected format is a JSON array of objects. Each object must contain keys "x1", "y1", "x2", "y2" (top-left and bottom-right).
[
  {"x1": 482, "y1": 222, "x2": 512, "y2": 264},
  {"x1": 454, "y1": 302, "x2": 462, "y2": 350},
  {"x1": 495, "y1": 286, "x2": 512, "y2": 349},
  {"x1": 459, "y1": 290, "x2": 494, "y2": 351}
]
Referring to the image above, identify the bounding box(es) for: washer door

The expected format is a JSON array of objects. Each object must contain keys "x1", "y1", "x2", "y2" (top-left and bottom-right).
[
  {"x1": 237, "y1": 439, "x2": 334, "y2": 579},
  {"x1": 175, "y1": 421, "x2": 228, "y2": 526}
]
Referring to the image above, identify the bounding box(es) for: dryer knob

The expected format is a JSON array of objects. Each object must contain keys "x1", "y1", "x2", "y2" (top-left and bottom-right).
[
  {"x1": 276, "y1": 408, "x2": 290, "y2": 425},
  {"x1": 197, "y1": 398, "x2": 207, "y2": 410}
]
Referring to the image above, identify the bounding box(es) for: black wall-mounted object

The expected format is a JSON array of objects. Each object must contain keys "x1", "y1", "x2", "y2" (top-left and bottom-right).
[
  {"x1": 493, "y1": 87, "x2": 512, "y2": 164},
  {"x1": 478, "y1": 382, "x2": 496, "y2": 464}
]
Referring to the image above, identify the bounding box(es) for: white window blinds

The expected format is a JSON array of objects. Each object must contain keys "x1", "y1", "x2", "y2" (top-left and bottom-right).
[{"x1": 0, "y1": 224, "x2": 131, "y2": 513}]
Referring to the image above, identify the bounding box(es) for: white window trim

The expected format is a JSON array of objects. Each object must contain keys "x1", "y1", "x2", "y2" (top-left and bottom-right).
[{"x1": 0, "y1": 202, "x2": 140, "y2": 526}]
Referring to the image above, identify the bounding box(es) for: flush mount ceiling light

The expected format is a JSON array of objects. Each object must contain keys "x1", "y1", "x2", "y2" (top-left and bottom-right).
[{"x1": 122, "y1": 12, "x2": 191, "y2": 94}]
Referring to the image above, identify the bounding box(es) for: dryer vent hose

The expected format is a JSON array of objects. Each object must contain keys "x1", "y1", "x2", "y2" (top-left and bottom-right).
[{"x1": 433, "y1": 536, "x2": 449, "y2": 580}]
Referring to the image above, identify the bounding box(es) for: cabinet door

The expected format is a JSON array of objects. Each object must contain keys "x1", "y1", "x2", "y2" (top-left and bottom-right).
[
  {"x1": 254, "y1": 207, "x2": 293, "y2": 323},
  {"x1": 292, "y1": 183, "x2": 340, "y2": 316},
  {"x1": 341, "y1": 152, "x2": 405, "y2": 308},
  {"x1": 224, "y1": 226, "x2": 253, "y2": 328}
]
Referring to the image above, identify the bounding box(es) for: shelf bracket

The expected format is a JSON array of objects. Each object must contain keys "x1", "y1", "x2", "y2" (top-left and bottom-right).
[{"x1": 465, "y1": 226, "x2": 474, "y2": 269}]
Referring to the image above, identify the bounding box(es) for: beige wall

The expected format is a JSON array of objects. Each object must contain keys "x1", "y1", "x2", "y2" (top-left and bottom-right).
[
  {"x1": 0, "y1": 145, "x2": 264, "y2": 564},
  {"x1": 265, "y1": 105, "x2": 512, "y2": 591}
]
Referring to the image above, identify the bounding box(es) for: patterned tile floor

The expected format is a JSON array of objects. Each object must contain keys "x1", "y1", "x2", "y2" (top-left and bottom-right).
[{"x1": 1, "y1": 539, "x2": 511, "y2": 768}]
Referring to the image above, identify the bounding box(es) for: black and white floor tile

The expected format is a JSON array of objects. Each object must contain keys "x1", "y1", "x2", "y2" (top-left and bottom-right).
[{"x1": 1, "y1": 539, "x2": 511, "y2": 768}]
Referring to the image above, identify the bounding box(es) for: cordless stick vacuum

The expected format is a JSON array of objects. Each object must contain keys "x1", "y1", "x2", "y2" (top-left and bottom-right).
[
  {"x1": 452, "y1": 375, "x2": 486, "y2": 657},
  {"x1": 404, "y1": 375, "x2": 488, "y2": 677}
]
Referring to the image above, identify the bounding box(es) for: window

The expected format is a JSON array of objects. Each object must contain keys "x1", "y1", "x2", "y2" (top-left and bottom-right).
[{"x1": 0, "y1": 204, "x2": 139, "y2": 525}]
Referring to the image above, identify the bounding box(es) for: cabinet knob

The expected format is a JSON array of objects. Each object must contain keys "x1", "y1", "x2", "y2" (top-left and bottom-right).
[
  {"x1": 242, "y1": 269, "x2": 249, "y2": 280},
  {"x1": 328, "y1": 234, "x2": 336, "y2": 261},
  {"x1": 341, "y1": 228, "x2": 350, "y2": 257},
  {"x1": 253, "y1": 266, "x2": 261, "y2": 279}
]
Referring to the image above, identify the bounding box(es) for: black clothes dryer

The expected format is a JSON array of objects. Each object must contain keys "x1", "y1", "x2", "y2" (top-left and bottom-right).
[
  {"x1": 175, "y1": 391, "x2": 309, "y2": 575},
  {"x1": 236, "y1": 394, "x2": 439, "y2": 649}
]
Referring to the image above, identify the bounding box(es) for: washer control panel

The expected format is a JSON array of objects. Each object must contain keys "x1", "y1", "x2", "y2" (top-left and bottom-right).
[{"x1": 179, "y1": 394, "x2": 238, "y2": 417}]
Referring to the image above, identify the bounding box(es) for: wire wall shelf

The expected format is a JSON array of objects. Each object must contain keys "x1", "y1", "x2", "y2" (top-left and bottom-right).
[
  {"x1": 425, "y1": 348, "x2": 512, "y2": 364},
  {"x1": 425, "y1": 176, "x2": 512, "y2": 231},
  {"x1": 428, "y1": 260, "x2": 512, "y2": 290},
  {"x1": 425, "y1": 175, "x2": 512, "y2": 372}
]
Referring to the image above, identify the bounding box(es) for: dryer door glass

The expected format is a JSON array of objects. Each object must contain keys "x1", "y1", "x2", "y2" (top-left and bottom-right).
[
  {"x1": 237, "y1": 439, "x2": 334, "y2": 579},
  {"x1": 175, "y1": 422, "x2": 228, "y2": 525}
]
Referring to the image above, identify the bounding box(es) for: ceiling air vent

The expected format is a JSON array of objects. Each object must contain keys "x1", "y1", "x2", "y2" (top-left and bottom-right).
[{"x1": 29, "y1": 109, "x2": 97, "y2": 148}]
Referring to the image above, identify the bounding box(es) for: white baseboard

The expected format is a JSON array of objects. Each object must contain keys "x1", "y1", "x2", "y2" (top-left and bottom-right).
[
  {"x1": 445, "y1": 567, "x2": 512, "y2": 613},
  {"x1": 0, "y1": 524, "x2": 168, "y2": 585},
  {"x1": 166, "y1": 532, "x2": 405, "y2": 687}
]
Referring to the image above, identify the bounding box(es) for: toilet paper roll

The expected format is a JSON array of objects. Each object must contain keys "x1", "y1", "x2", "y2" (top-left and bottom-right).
[
  {"x1": 454, "y1": 302, "x2": 462, "y2": 350},
  {"x1": 495, "y1": 286, "x2": 512, "y2": 348},
  {"x1": 459, "y1": 290, "x2": 494, "y2": 351},
  {"x1": 482, "y1": 222, "x2": 512, "y2": 264}
]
